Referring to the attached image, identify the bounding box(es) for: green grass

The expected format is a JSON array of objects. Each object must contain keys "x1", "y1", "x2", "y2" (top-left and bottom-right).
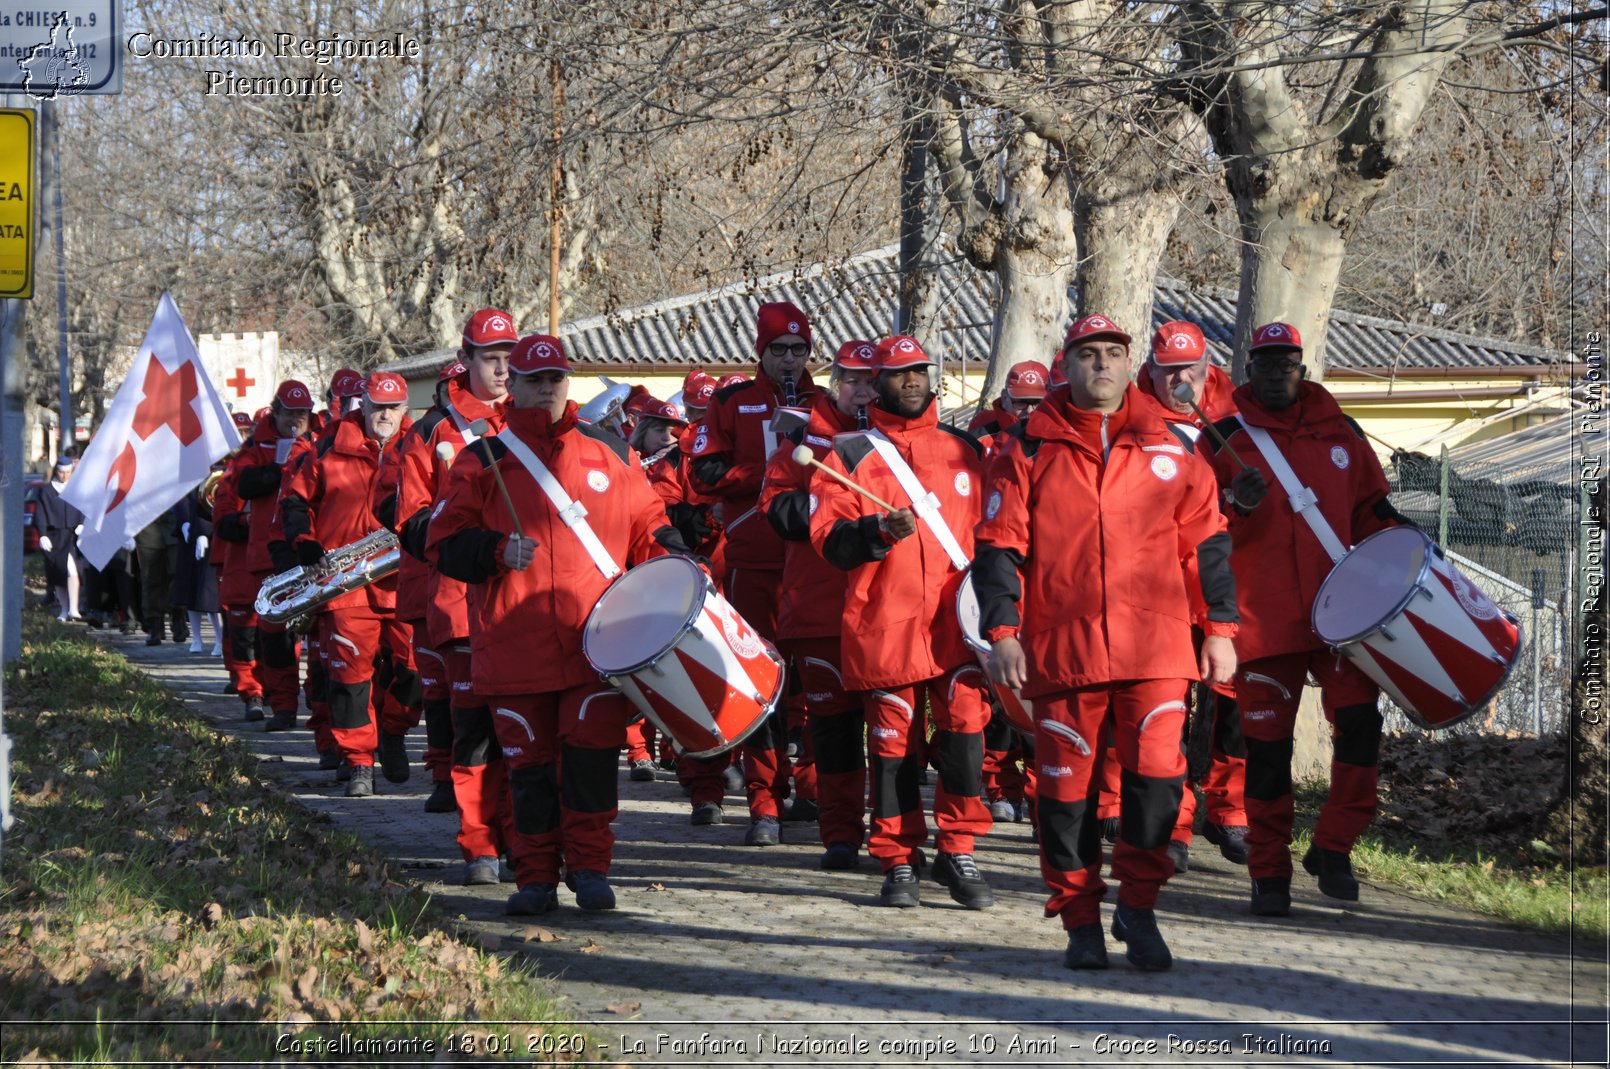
[
  {"x1": 1, "y1": 610, "x2": 600, "y2": 1065},
  {"x1": 1294, "y1": 780, "x2": 1608, "y2": 941}
]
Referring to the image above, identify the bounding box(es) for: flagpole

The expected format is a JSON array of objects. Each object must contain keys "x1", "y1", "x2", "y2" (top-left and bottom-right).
[{"x1": 40, "y1": 101, "x2": 71, "y2": 454}]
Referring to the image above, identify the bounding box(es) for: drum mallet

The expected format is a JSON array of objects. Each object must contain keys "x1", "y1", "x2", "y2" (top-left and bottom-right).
[
  {"x1": 791, "y1": 445, "x2": 900, "y2": 513},
  {"x1": 463, "y1": 419, "x2": 531, "y2": 547},
  {"x1": 1171, "y1": 383, "x2": 1249, "y2": 471}
]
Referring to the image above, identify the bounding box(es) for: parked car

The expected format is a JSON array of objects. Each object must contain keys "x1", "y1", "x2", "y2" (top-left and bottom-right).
[{"x1": 22, "y1": 472, "x2": 43, "y2": 554}]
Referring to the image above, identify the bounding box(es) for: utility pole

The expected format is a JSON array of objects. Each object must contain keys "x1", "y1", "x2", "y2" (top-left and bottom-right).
[{"x1": 38, "y1": 101, "x2": 70, "y2": 454}]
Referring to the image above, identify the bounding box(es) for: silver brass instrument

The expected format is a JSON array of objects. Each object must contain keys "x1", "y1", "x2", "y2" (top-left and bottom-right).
[
  {"x1": 255, "y1": 528, "x2": 400, "y2": 624},
  {"x1": 578, "y1": 376, "x2": 633, "y2": 438}
]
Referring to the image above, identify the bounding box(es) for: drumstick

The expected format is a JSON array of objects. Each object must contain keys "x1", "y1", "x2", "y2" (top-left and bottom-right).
[
  {"x1": 465, "y1": 419, "x2": 527, "y2": 541},
  {"x1": 1171, "y1": 383, "x2": 1248, "y2": 470},
  {"x1": 791, "y1": 444, "x2": 900, "y2": 513}
]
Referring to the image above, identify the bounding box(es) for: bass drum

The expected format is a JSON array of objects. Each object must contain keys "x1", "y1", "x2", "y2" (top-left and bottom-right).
[{"x1": 955, "y1": 569, "x2": 1035, "y2": 734}]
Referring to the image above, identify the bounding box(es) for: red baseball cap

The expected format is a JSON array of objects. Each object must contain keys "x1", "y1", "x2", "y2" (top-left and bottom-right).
[
  {"x1": 874, "y1": 335, "x2": 934, "y2": 372},
  {"x1": 624, "y1": 385, "x2": 657, "y2": 418},
  {"x1": 274, "y1": 380, "x2": 315, "y2": 410},
  {"x1": 755, "y1": 302, "x2": 811, "y2": 357},
  {"x1": 641, "y1": 399, "x2": 688, "y2": 427},
  {"x1": 1249, "y1": 322, "x2": 1303, "y2": 354},
  {"x1": 683, "y1": 370, "x2": 717, "y2": 407},
  {"x1": 437, "y1": 359, "x2": 466, "y2": 382},
  {"x1": 462, "y1": 308, "x2": 519, "y2": 350},
  {"x1": 231, "y1": 411, "x2": 252, "y2": 431},
  {"x1": 717, "y1": 373, "x2": 749, "y2": 390},
  {"x1": 509, "y1": 334, "x2": 572, "y2": 376},
  {"x1": 328, "y1": 368, "x2": 363, "y2": 400},
  {"x1": 363, "y1": 372, "x2": 409, "y2": 404},
  {"x1": 835, "y1": 340, "x2": 878, "y2": 372},
  {"x1": 1003, "y1": 361, "x2": 1049, "y2": 399},
  {"x1": 1150, "y1": 321, "x2": 1207, "y2": 366},
  {"x1": 1063, "y1": 314, "x2": 1132, "y2": 349}
]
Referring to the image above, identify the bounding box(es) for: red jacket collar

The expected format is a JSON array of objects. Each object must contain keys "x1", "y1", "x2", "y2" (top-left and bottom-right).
[
  {"x1": 504, "y1": 400, "x2": 580, "y2": 442},
  {"x1": 867, "y1": 395, "x2": 938, "y2": 440},
  {"x1": 1025, "y1": 384, "x2": 1166, "y2": 447},
  {"x1": 1231, "y1": 379, "x2": 1346, "y2": 434},
  {"x1": 808, "y1": 392, "x2": 861, "y2": 437},
  {"x1": 757, "y1": 368, "x2": 818, "y2": 405},
  {"x1": 445, "y1": 379, "x2": 504, "y2": 425}
]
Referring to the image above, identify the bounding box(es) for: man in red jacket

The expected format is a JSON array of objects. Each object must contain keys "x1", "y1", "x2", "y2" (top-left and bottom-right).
[
  {"x1": 1206, "y1": 322, "x2": 1409, "y2": 917},
  {"x1": 428, "y1": 334, "x2": 689, "y2": 915},
  {"x1": 690, "y1": 302, "x2": 820, "y2": 846},
  {"x1": 809, "y1": 335, "x2": 994, "y2": 910},
  {"x1": 761, "y1": 339, "x2": 878, "y2": 870},
  {"x1": 975, "y1": 314, "x2": 1240, "y2": 971},
  {"x1": 279, "y1": 372, "x2": 413, "y2": 799},
  {"x1": 967, "y1": 360, "x2": 1049, "y2": 448}
]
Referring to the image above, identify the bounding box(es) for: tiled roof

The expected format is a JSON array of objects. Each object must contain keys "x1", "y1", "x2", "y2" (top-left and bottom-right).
[{"x1": 383, "y1": 242, "x2": 1565, "y2": 378}]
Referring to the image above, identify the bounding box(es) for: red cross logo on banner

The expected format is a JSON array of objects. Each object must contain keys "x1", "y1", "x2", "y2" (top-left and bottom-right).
[{"x1": 225, "y1": 367, "x2": 256, "y2": 397}]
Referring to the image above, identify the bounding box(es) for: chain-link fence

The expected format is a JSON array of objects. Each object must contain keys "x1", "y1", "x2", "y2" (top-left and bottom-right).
[{"x1": 1383, "y1": 447, "x2": 1576, "y2": 736}]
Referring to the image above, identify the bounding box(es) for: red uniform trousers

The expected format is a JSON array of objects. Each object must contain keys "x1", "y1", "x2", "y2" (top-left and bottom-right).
[
  {"x1": 1034, "y1": 679, "x2": 1189, "y2": 929},
  {"x1": 865, "y1": 664, "x2": 991, "y2": 869},
  {"x1": 304, "y1": 632, "x2": 335, "y2": 755},
  {"x1": 413, "y1": 639, "x2": 453, "y2": 784},
  {"x1": 727, "y1": 565, "x2": 795, "y2": 820},
  {"x1": 491, "y1": 685, "x2": 631, "y2": 887},
  {"x1": 790, "y1": 636, "x2": 863, "y2": 849},
  {"x1": 444, "y1": 644, "x2": 515, "y2": 862},
  {"x1": 322, "y1": 606, "x2": 414, "y2": 766},
  {"x1": 1238, "y1": 651, "x2": 1381, "y2": 879},
  {"x1": 982, "y1": 704, "x2": 1029, "y2": 810},
  {"x1": 224, "y1": 604, "x2": 265, "y2": 703}
]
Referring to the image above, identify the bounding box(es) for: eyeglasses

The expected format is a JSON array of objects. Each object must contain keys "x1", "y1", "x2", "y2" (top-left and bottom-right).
[
  {"x1": 1249, "y1": 354, "x2": 1303, "y2": 375},
  {"x1": 767, "y1": 342, "x2": 810, "y2": 359}
]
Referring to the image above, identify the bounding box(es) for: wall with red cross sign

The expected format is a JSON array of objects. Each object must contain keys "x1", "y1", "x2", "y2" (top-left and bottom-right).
[{"x1": 196, "y1": 331, "x2": 280, "y2": 418}]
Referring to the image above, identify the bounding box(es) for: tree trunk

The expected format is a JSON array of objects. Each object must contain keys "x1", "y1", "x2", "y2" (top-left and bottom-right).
[
  {"x1": 1073, "y1": 179, "x2": 1183, "y2": 359},
  {"x1": 1228, "y1": 194, "x2": 1348, "y2": 382},
  {"x1": 897, "y1": 107, "x2": 947, "y2": 363}
]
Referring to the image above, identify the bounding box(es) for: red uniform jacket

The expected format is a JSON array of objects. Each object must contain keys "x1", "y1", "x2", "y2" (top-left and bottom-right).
[
  {"x1": 217, "y1": 416, "x2": 307, "y2": 603},
  {"x1": 279, "y1": 411, "x2": 411, "y2": 615},
  {"x1": 394, "y1": 383, "x2": 505, "y2": 646},
  {"x1": 973, "y1": 385, "x2": 1237, "y2": 697},
  {"x1": 760, "y1": 393, "x2": 858, "y2": 641},
  {"x1": 1207, "y1": 381, "x2": 1399, "y2": 663},
  {"x1": 210, "y1": 462, "x2": 244, "y2": 584},
  {"x1": 808, "y1": 401, "x2": 982, "y2": 690},
  {"x1": 426, "y1": 401, "x2": 685, "y2": 697},
  {"x1": 690, "y1": 371, "x2": 819, "y2": 570}
]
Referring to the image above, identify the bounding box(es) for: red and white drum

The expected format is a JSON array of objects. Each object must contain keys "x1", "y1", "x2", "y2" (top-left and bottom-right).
[
  {"x1": 1312, "y1": 526, "x2": 1523, "y2": 731},
  {"x1": 584, "y1": 555, "x2": 785, "y2": 758},
  {"x1": 955, "y1": 571, "x2": 1035, "y2": 734}
]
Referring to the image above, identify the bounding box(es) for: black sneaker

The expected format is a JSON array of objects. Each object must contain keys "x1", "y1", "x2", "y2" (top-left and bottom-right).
[
  {"x1": 1099, "y1": 816, "x2": 1120, "y2": 844},
  {"x1": 464, "y1": 856, "x2": 500, "y2": 886},
  {"x1": 1063, "y1": 923, "x2": 1110, "y2": 970},
  {"x1": 988, "y1": 798, "x2": 1017, "y2": 823},
  {"x1": 243, "y1": 698, "x2": 265, "y2": 723},
  {"x1": 264, "y1": 709, "x2": 296, "y2": 733},
  {"x1": 423, "y1": 779, "x2": 457, "y2": 813},
  {"x1": 1250, "y1": 876, "x2": 1292, "y2": 917},
  {"x1": 722, "y1": 764, "x2": 744, "y2": 795},
  {"x1": 566, "y1": 869, "x2": 617, "y2": 911},
  {"x1": 932, "y1": 851, "x2": 995, "y2": 910},
  {"x1": 628, "y1": 758, "x2": 656, "y2": 782},
  {"x1": 345, "y1": 765, "x2": 374, "y2": 798},
  {"x1": 744, "y1": 817, "x2": 781, "y2": 846},
  {"x1": 145, "y1": 633, "x2": 161, "y2": 646},
  {"x1": 318, "y1": 749, "x2": 342, "y2": 771},
  {"x1": 336, "y1": 760, "x2": 355, "y2": 783},
  {"x1": 781, "y1": 797, "x2": 819, "y2": 822},
  {"x1": 1303, "y1": 845, "x2": 1360, "y2": 901},
  {"x1": 820, "y1": 842, "x2": 860, "y2": 871},
  {"x1": 690, "y1": 802, "x2": 723, "y2": 826},
  {"x1": 378, "y1": 732, "x2": 410, "y2": 784},
  {"x1": 1204, "y1": 822, "x2": 1250, "y2": 865},
  {"x1": 1167, "y1": 840, "x2": 1190, "y2": 875},
  {"x1": 222, "y1": 682, "x2": 238, "y2": 695},
  {"x1": 879, "y1": 864, "x2": 920, "y2": 908},
  {"x1": 1111, "y1": 902, "x2": 1173, "y2": 971},
  {"x1": 506, "y1": 883, "x2": 558, "y2": 916}
]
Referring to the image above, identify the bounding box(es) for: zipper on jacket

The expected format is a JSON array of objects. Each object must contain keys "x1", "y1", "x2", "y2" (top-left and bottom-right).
[{"x1": 1100, "y1": 414, "x2": 1111, "y2": 462}]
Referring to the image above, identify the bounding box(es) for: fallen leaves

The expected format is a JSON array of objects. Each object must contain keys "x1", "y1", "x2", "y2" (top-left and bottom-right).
[
  {"x1": 604, "y1": 1000, "x2": 642, "y2": 1014},
  {"x1": 1376, "y1": 732, "x2": 1567, "y2": 857}
]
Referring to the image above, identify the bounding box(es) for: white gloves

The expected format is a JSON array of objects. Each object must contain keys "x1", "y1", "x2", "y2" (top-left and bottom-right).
[
  {"x1": 38, "y1": 535, "x2": 52, "y2": 552},
  {"x1": 181, "y1": 522, "x2": 192, "y2": 542},
  {"x1": 195, "y1": 535, "x2": 209, "y2": 560}
]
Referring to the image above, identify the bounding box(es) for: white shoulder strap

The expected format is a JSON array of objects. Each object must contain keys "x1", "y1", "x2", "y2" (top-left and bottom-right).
[
  {"x1": 448, "y1": 404, "x2": 479, "y2": 446},
  {"x1": 862, "y1": 432, "x2": 970, "y2": 571},
  {"x1": 1234, "y1": 417, "x2": 1348, "y2": 564},
  {"x1": 495, "y1": 429, "x2": 622, "y2": 579}
]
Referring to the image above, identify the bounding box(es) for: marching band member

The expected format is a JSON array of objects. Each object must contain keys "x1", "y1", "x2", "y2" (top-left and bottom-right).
[
  {"x1": 974, "y1": 314, "x2": 1239, "y2": 971},
  {"x1": 690, "y1": 302, "x2": 820, "y2": 845},
  {"x1": 808, "y1": 335, "x2": 994, "y2": 909},
  {"x1": 428, "y1": 334, "x2": 690, "y2": 915},
  {"x1": 761, "y1": 339, "x2": 878, "y2": 870},
  {"x1": 315, "y1": 368, "x2": 363, "y2": 436},
  {"x1": 680, "y1": 369, "x2": 717, "y2": 427},
  {"x1": 396, "y1": 311, "x2": 521, "y2": 880},
  {"x1": 1205, "y1": 323, "x2": 1410, "y2": 916},
  {"x1": 968, "y1": 360, "x2": 1049, "y2": 449},
  {"x1": 279, "y1": 372, "x2": 414, "y2": 798}
]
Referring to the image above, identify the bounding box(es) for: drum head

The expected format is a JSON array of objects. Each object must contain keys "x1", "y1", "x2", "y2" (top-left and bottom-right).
[
  {"x1": 954, "y1": 571, "x2": 990, "y2": 656},
  {"x1": 584, "y1": 556, "x2": 707, "y2": 674},
  {"x1": 1312, "y1": 527, "x2": 1432, "y2": 644}
]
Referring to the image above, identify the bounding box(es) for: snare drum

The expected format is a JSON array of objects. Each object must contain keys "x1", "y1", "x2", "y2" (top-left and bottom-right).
[
  {"x1": 583, "y1": 555, "x2": 785, "y2": 758},
  {"x1": 955, "y1": 571, "x2": 1035, "y2": 734},
  {"x1": 1312, "y1": 527, "x2": 1523, "y2": 731}
]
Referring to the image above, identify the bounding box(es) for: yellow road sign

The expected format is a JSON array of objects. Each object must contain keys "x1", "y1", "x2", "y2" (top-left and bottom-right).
[{"x1": 0, "y1": 109, "x2": 35, "y2": 299}]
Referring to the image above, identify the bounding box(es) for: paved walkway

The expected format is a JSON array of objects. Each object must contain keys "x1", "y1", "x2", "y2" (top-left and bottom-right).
[{"x1": 106, "y1": 631, "x2": 1605, "y2": 1067}]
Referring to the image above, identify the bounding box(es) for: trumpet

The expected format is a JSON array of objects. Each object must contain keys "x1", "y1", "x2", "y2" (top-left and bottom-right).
[{"x1": 255, "y1": 528, "x2": 400, "y2": 625}]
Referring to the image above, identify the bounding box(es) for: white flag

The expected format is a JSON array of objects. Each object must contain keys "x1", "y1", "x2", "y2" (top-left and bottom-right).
[{"x1": 64, "y1": 293, "x2": 238, "y2": 570}]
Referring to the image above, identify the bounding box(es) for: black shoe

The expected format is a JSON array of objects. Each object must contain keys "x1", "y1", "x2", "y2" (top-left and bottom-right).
[
  {"x1": 1204, "y1": 822, "x2": 1250, "y2": 865},
  {"x1": 1167, "y1": 840, "x2": 1190, "y2": 875},
  {"x1": 1303, "y1": 845, "x2": 1360, "y2": 901},
  {"x1": 722, "y1": 764, "x2": 744, "y2": 795},
  {"x1": 423, "y1": 779, "x2": 457, "y2": 813},
  {"x1": 1250, "y1": 876, "x2": 1292, "y2": 917},
  {"x1": 566, "y1": 869, "x2": 617, "y2": 911},
  {"x1": 318, "y1": 749, "x2": 342, "y2": 771},
  {"x1": 264, "y1": 709, "x2": 296, "y2": 733},
  {"x1": 506, "y1": 883, "x2": 558, "y2": 916},
  {"x1": 879, "y1": 864, "x2": 920, "y2": 908},
  {"x1": 145, "y1": 633, "x2": 161, "y2": 646},
  {"x1": 345, "y1": 765, "x2": 374, "y2": 798},
  {"x1": 932, "y1": 851, "x2": 995, "y2": 910},
  {"x1": 243, "y1": 698, "x2": 265, "y2": 723},
  {"x1": 172, "y1": 621, "x2": 189, "y2": 643},
  {"x1": 781, "y1": 797, "x2": 819, "y2": 822},
  {"x1": 378, "y1": 732, "x2": 410, "y2": 784},
  {"x1": 1099, "y1": 816, "x2": 1120, "y2": 844},
  {"x1": 744, "y1": 817, "x2": 781, "y2": 846},
  {"x1": 628, "y1": 758, "x2": 656, "y2": 782},
  {"x1": 1063, "y1": 923, "x2": 1111, "y2": 970},
  {"x1": 336, "y1": 760, "x2": 355, "y2": 783},
  {"x1": 223, "y1": 682, "x2": 238, "y2": 695},
  {"x1": 820, "y1": 842, "x2": 860, "y2": 871},
  {"x1": 464, "y1": 856, "x2": 500, "y2": 885},
  {"x1": 1111, "y1": 903, "x2": 1173, "y2": 971},
  {"x1": 690, "y1": 802, "x2": 723, "y2": 826}
]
